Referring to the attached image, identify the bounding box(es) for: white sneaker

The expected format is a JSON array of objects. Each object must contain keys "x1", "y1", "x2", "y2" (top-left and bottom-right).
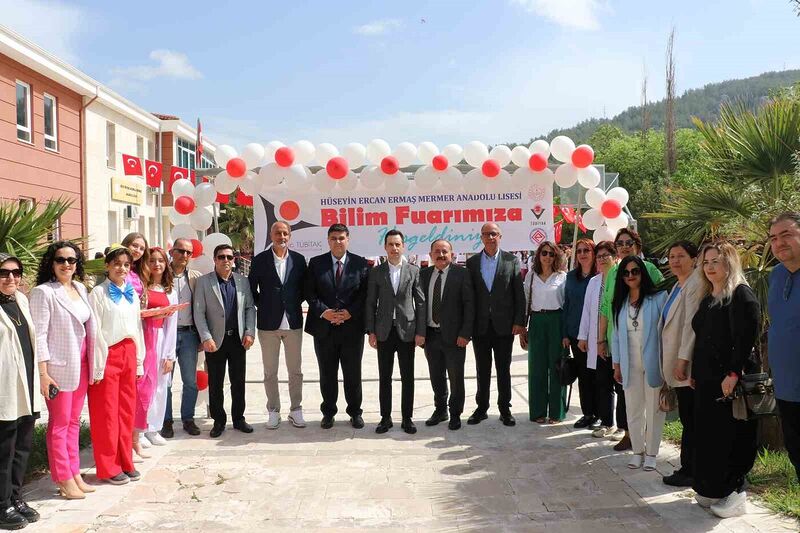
[
  {"x1": 609, "y1": 428, "x2": 625, "y2": 441},
  {"x1": 288, "y1": 409, "x2": 306, "y2": 428},
  {"x1": 145, "y1": 431, "x2": 167, "y2": 446},
  {"x1": 710, "y1": 491, "x2": 747, "y2": 518},
  {"x1": 695, "y1": 494, "x2": 720, "y2": 508},
  {"x1": 139, "y1": 433, "x2": 152, "y2": 448},
  {"x1": 628, "y1": 453, "x2": 644, "y2": 469},
  {"x1": 643, "y1": 455, "x2": 657, "y2": 471},
  {"x1": 266, "y1": 411, "x2": 281, "y2": 430},
  {"x1": 592, "y1": 426, "x2": 614, "y2": 438}
]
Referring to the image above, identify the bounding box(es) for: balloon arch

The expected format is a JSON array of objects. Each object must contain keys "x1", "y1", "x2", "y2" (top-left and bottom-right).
[{"x1": 168, "y1": 136, "x2": 630, "y2": 273}]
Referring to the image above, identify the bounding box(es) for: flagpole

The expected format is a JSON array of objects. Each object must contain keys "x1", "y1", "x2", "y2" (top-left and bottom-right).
[
  {"x1": 156, "y1": 123, "x2": 163, "y2": 247},
  {"x1": 570, "y1": 187, "x2": 583, "y2": 271}
]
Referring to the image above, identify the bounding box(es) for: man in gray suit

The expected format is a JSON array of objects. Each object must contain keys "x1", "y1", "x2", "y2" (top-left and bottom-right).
[
  {"x1": 193, "y1": 244, "x2": 256, "y2": 438},
  {"x1": 365, "y1": 230, "x2": 426, "y2": 434}
]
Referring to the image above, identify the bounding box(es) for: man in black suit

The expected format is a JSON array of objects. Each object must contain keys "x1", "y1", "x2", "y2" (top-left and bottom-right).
[
  {"x1": 465, "y1": 223, "x2": 526, "y2": 427},
  {"x1": 305, "y1": 224, "x2": 370, "y2": 429},
  {"x1": 249, "y1": 221, "x2": 308, "y2": 430},
  {"x1": 421, "y1": 239, "x2": 475, "y2": 430}
]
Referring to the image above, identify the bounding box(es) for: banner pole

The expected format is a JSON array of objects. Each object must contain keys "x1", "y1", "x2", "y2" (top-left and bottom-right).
[
  {"x1": 570, "y1": 188, "x2": 583, "y2": 271},
  {"x1": 156, "y1": 125, "x2": 163, "y2": 247}
]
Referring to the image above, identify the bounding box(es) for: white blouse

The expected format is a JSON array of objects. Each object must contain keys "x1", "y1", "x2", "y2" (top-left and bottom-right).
[
  {"x1": 89, "y1": 280, "x2": 145, "y2": 381},
  {"x1": 524, "y1": 270, "x2": 567, "y2": 312}
]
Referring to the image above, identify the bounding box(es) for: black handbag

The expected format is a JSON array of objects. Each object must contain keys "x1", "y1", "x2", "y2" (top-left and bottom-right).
[{"x1": 555, "y1": 350, "x2": 578, "y2": 386}]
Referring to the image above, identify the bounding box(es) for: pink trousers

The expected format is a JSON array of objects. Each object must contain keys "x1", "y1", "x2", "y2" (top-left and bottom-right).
[
  {"x1": 134, "y1": 325, "x2": 159, "y2": 430},
  {"x1": 46, "y1": 342, "x2": 88, "y2": 482}
]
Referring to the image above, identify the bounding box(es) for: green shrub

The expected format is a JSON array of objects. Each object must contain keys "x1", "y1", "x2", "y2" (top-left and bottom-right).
[{"x1": 25, "y1": 419, "x2": 92, "y2": 480}]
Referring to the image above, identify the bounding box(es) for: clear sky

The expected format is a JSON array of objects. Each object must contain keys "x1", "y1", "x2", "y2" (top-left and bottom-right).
[{"x1": 3, "y1": 0, "x2": 799, "y2": 149}]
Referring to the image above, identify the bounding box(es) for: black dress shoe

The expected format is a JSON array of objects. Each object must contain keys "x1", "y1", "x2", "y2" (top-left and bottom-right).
[
  {"x1": 401, "y1": 419, "x2": 417, "y2": 434},
  {"x1": 160, "y1": 420, "x2": 174, "y2": 439},
  {"x1": 210, "y1": 425, "x2": 225, "y2": 438},
  {"x1": 183, "y1": 419, "x2": 201, "y2": 436},
  {"x1": 589, "y1": 417, "x2": 602, "y2": 430},
  {"x1": 467, "y1": 411, "x2": 488, "y2": 425},
  {"x1": 0, "y1": 506, "x2": 27, "y2": 530},
  {"x1": 12, "y1": 500, "x2": 38, "y2": 523},
  {"x1": 320, "y1": 416, "x2": 334, "y2": 429},
  {"x1": 375, "y1": 418, "x2": 393, "y2": 434},
  {"x1": 425, "y1": 411, "x2": 449, "y2": 426},
  {"x1": 350, "y1": 415, "x2": 365, "y2": 429},
  {"x1": 233, "y1": 420, "x2": 254, "y2": 433},
  {"x1": 663, "y1": 470, "x2": 694, "y2": 487},
  {"x1": 500, "y1": 413, "x2": 516, "y2": 427},
  {"x1": 448, "y1": 417, "x2": 462, "y2": 430},
  {"x1": 573, "y1": 415, "x2": 592, "y2": 429}
]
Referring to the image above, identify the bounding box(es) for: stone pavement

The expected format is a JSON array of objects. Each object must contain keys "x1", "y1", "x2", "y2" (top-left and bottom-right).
[{"x1": 22, "y1": 333, "x2": 798, "y2": 532}]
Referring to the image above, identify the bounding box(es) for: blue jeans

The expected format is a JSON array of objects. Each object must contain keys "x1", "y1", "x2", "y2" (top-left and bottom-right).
[{"x1": 165, "y1": 328, "x2": 200, "y2": 423}]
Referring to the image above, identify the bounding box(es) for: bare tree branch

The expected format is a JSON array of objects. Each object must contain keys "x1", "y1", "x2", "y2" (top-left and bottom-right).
[{"x1": 665, "y1": 27, "x2": 677, "y2": 177}]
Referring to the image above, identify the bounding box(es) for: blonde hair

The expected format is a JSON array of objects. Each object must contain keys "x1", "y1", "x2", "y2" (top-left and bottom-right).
[{"x1": 697, "y1": 241, "x2": 747, "y2": 307}]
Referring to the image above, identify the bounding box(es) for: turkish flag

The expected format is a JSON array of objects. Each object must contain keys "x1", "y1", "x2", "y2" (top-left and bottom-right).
[
  {"x1": 560, "y1": 206, "x2": 576, "y2": 224},
  {"x1": 169, "y1": 166, "x2": 189, "y2": 191},
  {"x1": 122, "y1": 154, "x2": 143, "y2": 176},
  {"x1": 554, "y1": 220, "x2": 563, "y2": 243},
  {"x1": 577, "y1": 214, "x2": 588, "y2": 233},
  {"x1": 216, "y1": 193, "x2": 229, "y2": 204},
  {"x1": 235, "y1": 189, "x2": 253, "y2": 206},
  {"x1": 144, "y1": 160, "x2": 163, "y2": 188}
]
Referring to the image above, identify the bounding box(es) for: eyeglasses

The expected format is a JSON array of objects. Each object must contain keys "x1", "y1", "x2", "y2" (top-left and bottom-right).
[
  {"x1": 172, "y1": 248, "x2": 192, "y2": 256},
  {"x1": 540, "y1": 250, "x2": 555, "y2": 257},
  {"x1": 596, "y1": 253, "x2": 612, "y2": 261},
  {"x1": 481, "y1": 231, "x2": 500, "y2": 238},
  {"x1": 616, "y1": 239, "x2": 635, "y2": 247},
  {"x1": 576, "y1": 248, "x2": 592, "y2": 255},
  {"x1": 54, "y1": 257, "x2": 78, "y2": 265},
  {"x1": 622, "y1": 267, "x2": 642, "y2": 278},
  {"x1": 785, "y1": 274, "x2": 794, "y2": 302},
  {"x1": 0, "y1": 268, "x2": 23, "y2": 279},
  {"x1": 216, "y1": 254, "x2": 235, "y2": 261}
]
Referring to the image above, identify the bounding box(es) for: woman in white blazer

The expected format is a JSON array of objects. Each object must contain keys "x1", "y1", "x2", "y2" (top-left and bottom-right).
[
  {"x1": 30, "y1": 241, "x2": 97, "y2": 500},
  {"x1": 0, "y1": 253, "x2": 41, "y2": 529},
  {"x1": 659, "y1": 241, "x2": 702, "y2": 488}
]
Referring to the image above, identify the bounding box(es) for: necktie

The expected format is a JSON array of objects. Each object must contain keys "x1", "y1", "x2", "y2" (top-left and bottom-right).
[
  {"x1": 109, "y1": 282, "x2": 135, "y2": 304},
  {"x1": 335, "y1": 260, "x2": 343, "y2": 286},
  {"x1": 432, "y1": 270, "x2": 442, "y2": 325}
]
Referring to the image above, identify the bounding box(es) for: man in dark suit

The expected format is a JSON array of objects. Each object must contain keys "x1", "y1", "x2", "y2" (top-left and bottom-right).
[
  {"x1": 421, "y1": 239, "x2": 475, "y2": 430},
  {"x1": 365, "y1": 230, "x2": 426, "y2": 435},
  {"x1": 249, "y1": 221, "x2": 308, "y2": 430},
  {"x1": 305, "y1": 224, "x2": 370, "y2": 429},
  {"x1": 465, "y1": 223, "x2": 526, "y2": 427}
]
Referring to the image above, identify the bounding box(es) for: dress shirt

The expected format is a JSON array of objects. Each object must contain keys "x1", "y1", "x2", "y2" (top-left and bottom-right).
[
  {"x1": 768, "y1": 264, "x2": 800, "y2": 401},
  {"x1": 331, "y1": 252, "x2": 348, "y2": 280},
  {"x1": 480, "y1": 249, "x2": 499, "y2": 292},
  {"x1": 217, "y1": 274, "x2": 239, "y2": 332},
  {"x1": 525, "y1": 271, "x2": 567, "y2": 311},
  {"x1": 273, "y1": 250, "x2": 291, "y2": 330},
  {"x1": 174, "y1": 271, "x2": 193, "y2": 326},
  {"x1": 388, "y1": 260, "x2": 402, "y2": 294},
  {"x1": 427, "y1": 264, "x2": 451, "y2": 327},
  {"x1": 89, "y1": 280, "x2": 145, "y2": 379}
]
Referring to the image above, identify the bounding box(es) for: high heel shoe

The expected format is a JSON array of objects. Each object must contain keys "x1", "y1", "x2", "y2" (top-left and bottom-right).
[
  {"x1": 57, "y1": 479, "x2": 85, "y2": 500},
  {"x1": 74, "y1": 475, "x2": 96, "y2": 493}
]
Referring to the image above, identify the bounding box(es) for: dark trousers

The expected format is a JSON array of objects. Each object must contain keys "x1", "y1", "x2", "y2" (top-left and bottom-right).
[
  {"x1": 570, "y1": 337, "x2": 596, "y2": 418},
  {"x1": 377, "y1": 328, "x2": 415, "y2": 419},
  {"x1": 594, "y1": 354, "x2": 627, "y2": 429},
  {"x1": 314, "y1": 329, "x2": 364, "y2": 418},
  {"x1": 424, "y1": 328, "x2": 466, "y2": 417},
  {"x1": 693, "y1": 380, "x2": 758, "y2": 498},
  {"x1": 777, "y1": 399, "x2": 800, "y2": 482},
  {"x1": 0, "y1": 415, "x2": 35, "y2": 508},
  {"x1": 206, "y1": 332, "x2": 247, "y2": 427},
  {"x1": 472, "y1": 323, "x2": 513, "y2": 415},
  {"x1": 676, "y1": 385, "x2": 696, "y2": 475}
]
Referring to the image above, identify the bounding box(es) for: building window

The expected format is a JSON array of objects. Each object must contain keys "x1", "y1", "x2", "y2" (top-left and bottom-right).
[
  {"x1": 47, "y1": 218, "x2": 62, "y2": 242},
  {"x1": 147, "y1": 139, "x2": 155, "y2": 160},
  {"x1": 176, "y1": 137, "x2": 196, "y2": 170},
  {"x1": 136, "y1": 136, "x2": 144, "y2": 159},
  {"x1": 19, "y1": 197, "x2": 35, "y2": 212},
  {"x1": 43, "y1": 93, "x2": 58, "y2": 151},
  {"x1": 16, "y1": 81, "x2": 32, "y2": 143},
  {"x1": 106, "y1": 122, "x2": 116, "y2": 169},
  {"x1": 108, "y1": 210, "x2": 118, "y2": 246}
]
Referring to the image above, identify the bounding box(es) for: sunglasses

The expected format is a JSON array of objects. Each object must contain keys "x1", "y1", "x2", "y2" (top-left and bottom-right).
[
  {"x1": 216, "y1": 254, "x2": 235, "y2": 261},
  {"x1": 616, "y1": 239, "x2": 635, "y2": 247},
  {"x1": 596, "y1": 253, "x2": 612, "y2": 260},
  {"x1": 622, "y1": 267, "x2": 642, "y2": 278},
  {"x1": 0, "y1": 268, "x2": 23, "y2": 279},
  {"x1": 54, "y1": 257, "x2": 78, "y2": 265},
  {"x1": 539, "y1": 250, "x2": 555, "y2": 257},
  {"x1": 172, "y1": 249, "x2": 192, "y2": 256},
  {"x1": 576, "y1": 248, "x2": 592, "y2": 255},
  {"x1": 481, "y1": 231, "x2": 500, "y2": 238}
]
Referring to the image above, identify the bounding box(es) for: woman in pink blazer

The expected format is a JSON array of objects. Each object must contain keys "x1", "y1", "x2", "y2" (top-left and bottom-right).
[{"x1": 30, "y1": 242, "x2": 96, "y2": 500}]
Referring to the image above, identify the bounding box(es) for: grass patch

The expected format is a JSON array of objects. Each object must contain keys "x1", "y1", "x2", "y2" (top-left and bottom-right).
[
  {"x1": 747, "y1": 448, "x2": 800, "y2": 519},
  {"x1": 662, "y1": 419, "x2": 683, "y2": 445},
  {"x1": 25, "y1": 419, "x2": 92, "y2": 481}
]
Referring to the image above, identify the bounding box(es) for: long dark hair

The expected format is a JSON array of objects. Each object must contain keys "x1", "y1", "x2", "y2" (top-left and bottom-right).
[
  {"x1": 122, "y1": 232, "x2": 150, "y2": 285},
  {"x1": 35, "y1": 241, "x2": 86, "y2": 286},
  {"x1": 572, "y1": 238, "x2": 596, "y2": 280},
  {"x1": 147, "y1": 247, "x2": 174, "y2": 293},
  {"x1": 612, "y1": 256, "x2": 658, "y2": 327},
  {"x1": 532, "y1": 241, "x2": 566, "y2": 275}
]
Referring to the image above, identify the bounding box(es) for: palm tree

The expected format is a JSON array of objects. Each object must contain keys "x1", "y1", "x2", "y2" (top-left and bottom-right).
[{"x1": 218, "y1": 202, "x2": 254, "y2": 255}]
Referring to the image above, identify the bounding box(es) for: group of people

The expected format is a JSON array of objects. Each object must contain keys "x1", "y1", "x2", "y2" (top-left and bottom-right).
[{"x1": 1, "y1": 212, "x2": 799, "y2": 529}]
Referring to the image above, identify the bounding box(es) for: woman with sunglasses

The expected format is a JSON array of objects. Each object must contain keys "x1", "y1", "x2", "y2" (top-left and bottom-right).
[
  {"x1": 29, "y1": 242, "x2": 96, "y2": 500},
  {"x1": 521, "y1": 242, "x2": 567, "y2": 424},
  {"x1": 0, "y1": 254, "x2": 40, "y2": 529},
  {"x1": 562, "y1": 239, "x2": 598, "y2": 430},
  {"x1": 611, "y1": 256, "x2": 668, "y2": 471},
  {"x1": 690, "y1": 242, "x2": 759, "y2": 518}
]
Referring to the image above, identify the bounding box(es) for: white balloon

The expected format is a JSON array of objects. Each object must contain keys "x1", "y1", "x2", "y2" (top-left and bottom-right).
[
  {"x1": 292, "y1": 140, "x2": 315, "y2": 165},
  {"x1": 417, "y1": 142, "x2": 439, "y2": 164},
  {"x1": 169, "y1": 208, "x2": 191, "y2": 227},
  {"x1": 486, "y1": 170, "x2": 512, "y2": 189},
  {"x1": 188, "y1": 254, "x2": 214, "y2": 275},
  {"x1": 357, "y1": 166, "x2": 383, "y2": 189},
  {"x1": 582, "y1": 208, "x2": 604, "y2": 230},
  {"x1": 313, "y1": 169, "x2": 336, "y2": 193},
  {"x1": 606, "y1": 187, "x2": 630, "y2": 207},
  {"x1": 263, "y1": 141, "x2": 285, "y2": 163},
  {"x1": 585, "y1": 187, "x2": 607, "y2": 209},
  {"x1": 511, "y1": 146, "x2": 531, "y2": 168},
  {"x1": 193, "y1": 182, "x2": 217, "y2": 207},
  {"x1": 441, "y1": 144, "x2": 463, "y2": 164},
  {"x1": 440, "y1": 166, "x2": 463, "y2": 191},
  {"x1": 284, "y1": 164, "x2": 311, "y2": 192},
  {"x1": 366, "y1": 139, "x2": 392, "y2": 163},
  {"x1": 530, "y1": 168, "x2": 556, "y2": 187},
  {"x1": 577, "y1": 166, "x2": 601, "y2": 189},
  {"x1": 171, "y1": 178, "x2": 195, "y2": 198},
  {"x1": 550, "y1": 136, "x2": 576, "y2": 163},
  {"x1": 342, "y1": 143, "x2": 367, "y2": 168},
  {"x1": 414, "y1": 166, "x2": 439, "y2": 190},
  {"x1": 511, "y1": 167, "x2": 534, "y2": 189},
  {"x1": 593, "y1": 226, "x2": 615, "y2": 244},
  {"x1": 337, "y1": 171, "x2": 358, "y2": 191},
  {"x1": 189, "y1": 208, "x2": 213, "y2": 231},
  {"x1": 554, "y1": 163, "x2": 579, "y2": 188},
  {"x1": 606, "y1": 212, "x2": 629, "y2": 232},
  {"x1": 170, "y1": 223, "x2": 195, "y2": 241},
  {"x1": 464, "y1": 168, "x2": 487, "y2": 193},
  {"x1": 214, "y1": 171, "x2": 238, "y2": 194},
  {"x1": 315, "y1": 143, "x2": 339, "y2": 165},
  {"x1": 529, "y1": 139, "x2": 551, "y2": 158},
  {"x1": 241, "y1": 143, "x2": 266, "y2": 168},
  {"x1": 488, "y1": 145, "x2": 512, "y2": 167},
  {"x1": 214, "y1": 145, "x2": 237, "y2": 167},
  {"x1": 463, "y1": 141, "x2": 489, "y2": 168},
  {"x1": 393, "y1": 142, "x2": 418, "y2": 167},
  {"x1": 385, "y1": 172, "x2": 410, "y2": 194},
  {"x1": 239, "y1": 172, "x2": 260, "y2": 196},
  {"x1": 258, "y1": 163, "x2": 284, "y2": 187},
  {"x1": 202, "y1": 232, "x2": 232, "y2": 255}
]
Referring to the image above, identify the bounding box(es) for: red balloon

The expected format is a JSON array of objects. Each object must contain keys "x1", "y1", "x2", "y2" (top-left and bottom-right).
[
  {"x1": 190, "y1": 239, "x2": 203, "y2": 258},
  {"x1": 482, "y1": 159, "x2": 501, "y2": 178},
  {"x1": 226, "y1": 157, "x2": 247, "y2": 178},
  {"x1": 326, "y1": 156, "x2": 349, "y2": 180},
  {"x1": 279, "y1": 200, "x2": 300, "y2": 220},
  {"x1": 196, "y1": 370, "x2": 209, "y2": 391},
  {"x1": 571, "y1": 145, "x2": 594, "y2": 169},
  {"x1": 432, "y1": 155, "x2": 449, "y2": 171},
  {"x1": 174, "y1": 195, "x2": 195, "y2": 215},
  {"x1": 529, "y1": 153, "x2": 548, "y2": 172},
  {"x1": 381, "y1": 156, "x2": 400, "y2": 175},
  {"x1": 275, "y1": 146, "x2": 295, "y2": 167},
  {"x1": 601, "y1": 199, "x2": 622, "y2": 219}
]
